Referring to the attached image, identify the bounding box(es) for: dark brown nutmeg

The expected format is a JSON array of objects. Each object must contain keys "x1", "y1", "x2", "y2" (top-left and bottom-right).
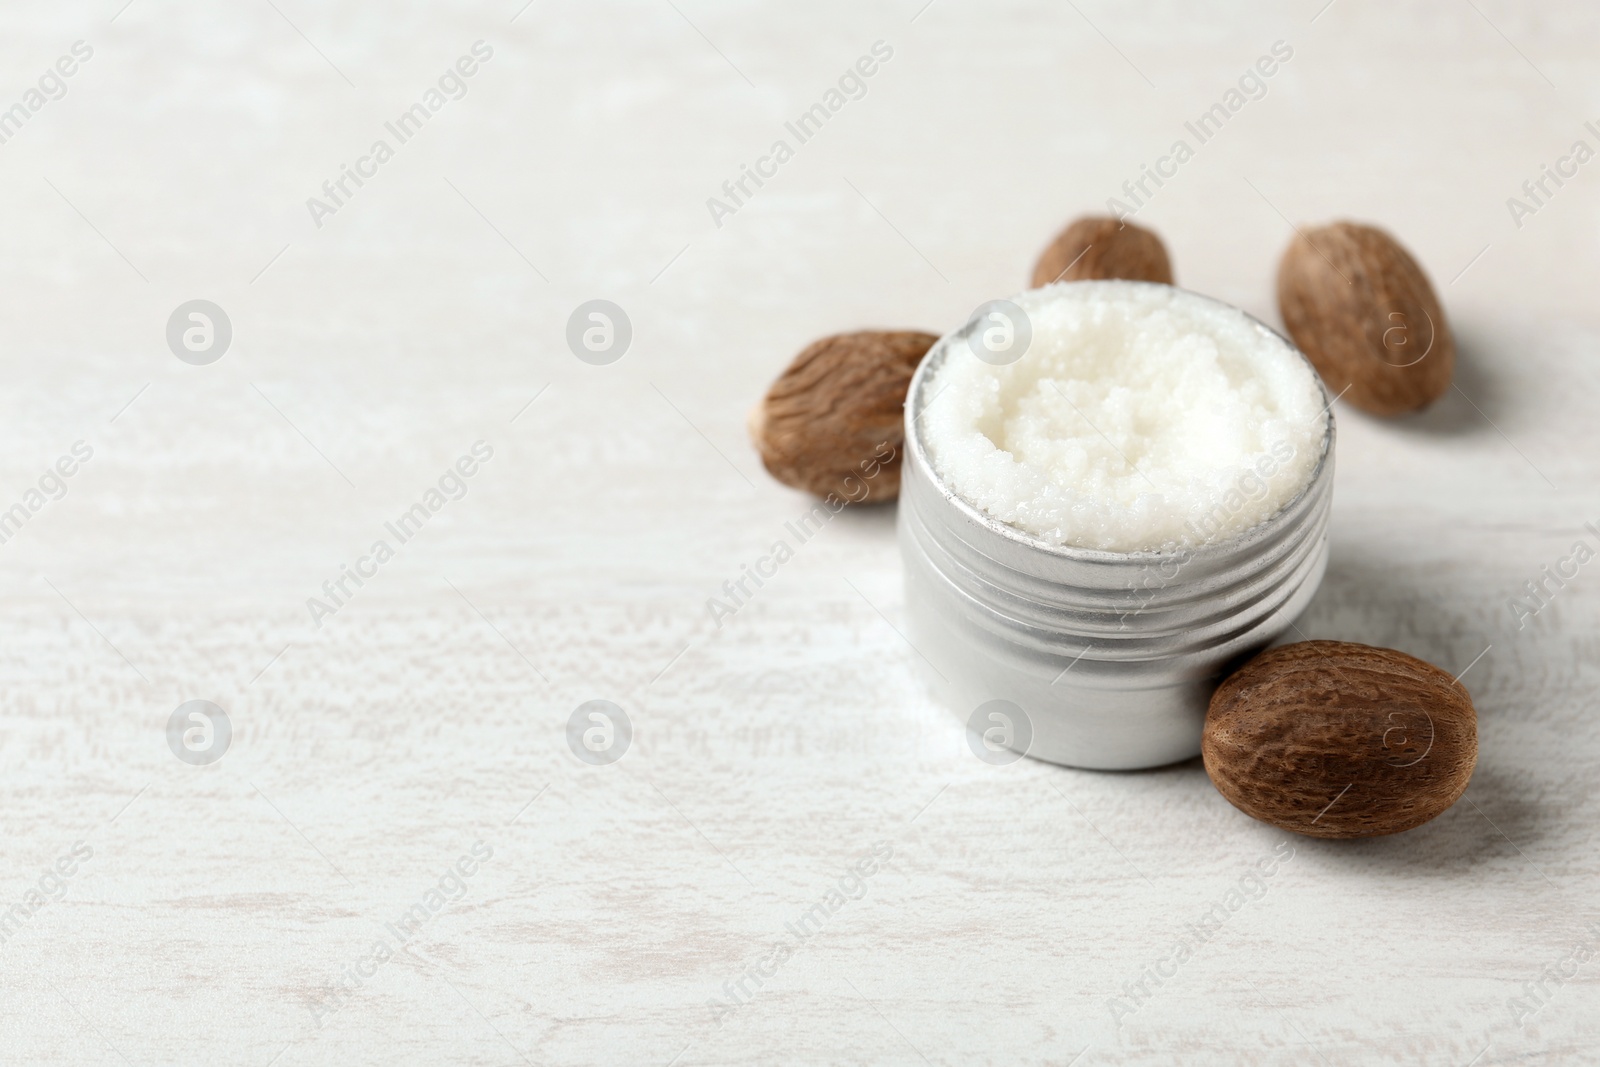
[
  {"x1": 1276, "y1": 221, "x2": 1455, "y2": 416},
  {"x1": 1029, "y1": 216, "x2": 1174, "y2": 289},
  {"x1": 749, "y1": 330, "x2": 937, "y2": 503},
  {"x1": 1203, "y1": 640, "x2": 1477, "y2": 839}
]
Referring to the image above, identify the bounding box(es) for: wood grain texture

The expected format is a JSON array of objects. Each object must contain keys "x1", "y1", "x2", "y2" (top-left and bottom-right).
[{"x1": 0, "y1": 3, "x2": 1597, "y2": 1066}]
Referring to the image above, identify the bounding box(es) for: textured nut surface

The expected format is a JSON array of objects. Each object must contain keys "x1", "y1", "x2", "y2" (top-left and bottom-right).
[
  {"x1": 1276, "y1": 221, "x2": 1454, "y2": 416},
  {"x1": 750, "y1": 330, "x2": 936, "y2": 502},
  {"x1": 1029, "y1": 216, "x2": 1174, "y2": 289},
  {"x1": 1203, "y1": 641, "x2": 1477, "y2": 839}
]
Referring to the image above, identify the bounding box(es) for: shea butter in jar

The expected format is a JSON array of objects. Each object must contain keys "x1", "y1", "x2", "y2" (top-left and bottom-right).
[{"x1": 899, "y1": 280, "x2": 1334, "y2": 769}]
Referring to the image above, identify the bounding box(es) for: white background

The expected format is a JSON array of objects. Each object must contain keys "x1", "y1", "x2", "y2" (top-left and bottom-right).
[{"x1": 0, "y1": 1, "x2": 1596, "y2": 1064}]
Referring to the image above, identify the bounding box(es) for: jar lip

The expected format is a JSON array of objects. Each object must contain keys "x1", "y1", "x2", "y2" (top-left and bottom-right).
[{"x1": 904, "y1": 280, "x2": 1336, "y2": 564}]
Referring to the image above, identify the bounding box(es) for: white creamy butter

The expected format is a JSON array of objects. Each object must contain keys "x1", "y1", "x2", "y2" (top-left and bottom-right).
[{"x1": 922, "y1": 281, "x2": 1327, "y2": 552}]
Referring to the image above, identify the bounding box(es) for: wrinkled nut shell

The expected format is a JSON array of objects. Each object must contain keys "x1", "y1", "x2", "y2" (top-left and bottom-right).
[
  {"x1": 750, "y1": 330, "x2": 937, "y2": 503},
  {"x1": 1030, "y1": 216, "x2": 1174, "y2": 289},
  {"x1": 1203, "y1": 641, "x2": 1477, "y2": 839},
  {"x1": 1276, "y1": 221, "x2": 1454, "y2": 416}
]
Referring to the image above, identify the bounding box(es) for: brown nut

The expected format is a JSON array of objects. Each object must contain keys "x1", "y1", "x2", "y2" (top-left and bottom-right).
[
  {"x1": 1029, "y1": 216, "x2": 1174, "y2": 289},
  {"x1": 1276, "y1": 221, "x2": 1455, "y2": 416},
  {"x1": 749, "y1": 330, "x2": 937, "y2": 503},
  {"x1": 1203, "y1": 640, "x2": 1477, "y2": 839}
]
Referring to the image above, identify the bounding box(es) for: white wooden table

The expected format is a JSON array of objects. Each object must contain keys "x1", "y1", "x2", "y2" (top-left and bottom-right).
[{"x1": 1, "y1": 2, "x2": 1596, "y2": 1063}]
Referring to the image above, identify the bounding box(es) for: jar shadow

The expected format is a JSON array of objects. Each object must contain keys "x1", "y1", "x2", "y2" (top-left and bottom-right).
[
  {"x1": 1289, "y1": 547, "x2": 1504, "y2": 713},
  {"x1": 1186, "y1": 538, "x2": 1548, "y2": 868}
]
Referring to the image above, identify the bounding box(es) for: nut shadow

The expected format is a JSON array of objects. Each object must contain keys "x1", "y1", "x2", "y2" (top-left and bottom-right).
[
  {"x1": 1212, "y1": 542, "x2": 1549, "y2": 867},
  {"x1": 1356, "y1": 323, "x2": 1503, "y2": 436},
  {"x1": 1285, "y1": 763, "x2": 1551, "y2": 873},
  {"x1": 830, "y1": 497, "x2": 899, "y2": 534},
  {"x1": 1102, "y1": 755, "x2": 1551, "y2": 875},
  {"x1": 1034, "y1": 706, "x2": 1547, "y2": 873}
]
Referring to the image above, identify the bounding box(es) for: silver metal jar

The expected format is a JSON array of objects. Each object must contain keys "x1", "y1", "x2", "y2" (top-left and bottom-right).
[{"x1": 897, "y1": 291, "x2": 1335, "y2": 770}]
